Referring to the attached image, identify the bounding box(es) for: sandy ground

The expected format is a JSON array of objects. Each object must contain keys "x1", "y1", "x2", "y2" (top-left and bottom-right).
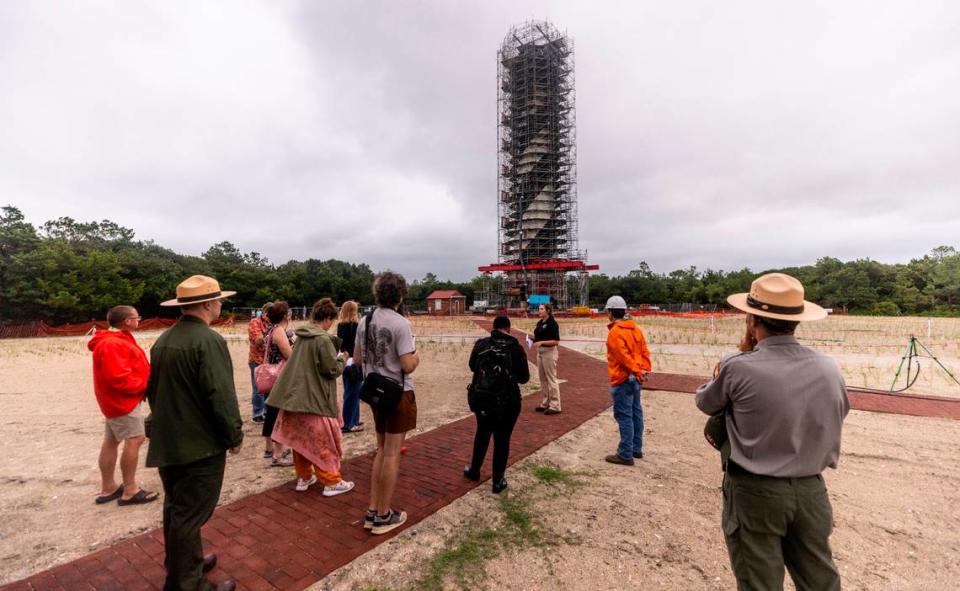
[
  {"x1": 317, "y1": 392, "x2": 960, "y2": 591},
  {"x1": 0, "y1": 323, "x2": 508, "y2": 586},
  {"x1": 2, "y1": 318, "x2": 959, "y2": 589}
]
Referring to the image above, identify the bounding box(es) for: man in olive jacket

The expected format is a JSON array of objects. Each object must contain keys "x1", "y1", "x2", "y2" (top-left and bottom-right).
[{"x1": 147, "y1": 276, "x2": 243, "y2": 591}]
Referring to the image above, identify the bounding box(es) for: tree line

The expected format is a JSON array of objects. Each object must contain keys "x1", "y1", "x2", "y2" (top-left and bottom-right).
[{"x1": 2, "y1": 205, "x2": 959, "y2": 323}]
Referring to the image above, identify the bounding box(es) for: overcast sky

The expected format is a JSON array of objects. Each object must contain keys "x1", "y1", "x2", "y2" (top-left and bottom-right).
[{"x1": 2, "y1": 1, "x2": 958, "y2": 281}]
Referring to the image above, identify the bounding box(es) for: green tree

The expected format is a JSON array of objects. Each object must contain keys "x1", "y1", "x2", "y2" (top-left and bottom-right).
[
  {"x1": 0, "y1": 206, "x2": 40, "y2": 320},
  {"x1": 35, "y1": 242, "x2": 144, "y2": 322}
]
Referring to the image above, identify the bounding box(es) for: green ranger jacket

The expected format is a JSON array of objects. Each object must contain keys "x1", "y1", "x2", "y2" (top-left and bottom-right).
[
  {"x1": 145, "y1": 315, "x2": 243, "y2": 468},
  {"x1": 266, "y1": 324, "x2": 344, "y2": 418}
]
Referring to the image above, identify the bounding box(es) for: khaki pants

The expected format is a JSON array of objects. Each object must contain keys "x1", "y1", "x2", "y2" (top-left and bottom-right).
[
  {"x1": 722, "y1": 463, "x2": 841, "y2": 591},
  {"x1": 537, "y1": 346, "x2": 560, "y2": 411}
]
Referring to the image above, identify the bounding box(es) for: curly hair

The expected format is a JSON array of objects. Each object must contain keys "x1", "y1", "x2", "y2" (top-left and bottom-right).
[
  {"x1": 373, "y1": 271, "x2": 408, "y2": 309},
  {"x1": 311, "y1": 298, "x2": 338, "y2": 322}
]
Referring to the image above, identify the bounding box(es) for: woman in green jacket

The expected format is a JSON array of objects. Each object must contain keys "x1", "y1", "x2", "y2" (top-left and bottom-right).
[{"x1": 267, "y1": 298, "x2": 354, "y2": 495}]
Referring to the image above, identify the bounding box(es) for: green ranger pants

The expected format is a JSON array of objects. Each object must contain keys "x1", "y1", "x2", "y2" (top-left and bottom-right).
[
  {"x1": 159, "y1": 453, "x2": 226, "y2": 591},
  {"x1": 722, "y1": 463, "x2": 841, "y2": 591}
]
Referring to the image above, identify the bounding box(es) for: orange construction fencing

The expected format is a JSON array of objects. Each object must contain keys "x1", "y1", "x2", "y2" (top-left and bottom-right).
[{"x1": 0, "y1": 316, "x2": 238, "y2": 339}]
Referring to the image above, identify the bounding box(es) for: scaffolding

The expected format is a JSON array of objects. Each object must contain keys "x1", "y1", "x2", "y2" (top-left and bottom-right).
[{"x1": 480, "y1": 21, "x2": 596, "y2": 311}]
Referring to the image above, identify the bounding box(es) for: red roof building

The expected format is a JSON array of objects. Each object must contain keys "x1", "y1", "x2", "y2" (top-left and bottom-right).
[{"x1": 425, "y1": 290, "x2": 466, "y2": 316}]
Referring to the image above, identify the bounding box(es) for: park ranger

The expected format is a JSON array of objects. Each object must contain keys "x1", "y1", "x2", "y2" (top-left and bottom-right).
[
  {"x1": 695, "y1": 273, "x2": 850, "y2": 591},
  {"x1": 147, "y1": 275, "x2": 243, "y2": 591}
]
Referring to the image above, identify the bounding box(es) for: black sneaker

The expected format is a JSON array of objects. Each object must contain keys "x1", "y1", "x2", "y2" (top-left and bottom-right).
[
  {"x1": 251, "y1": 415, "x2": 265, "y2": 423},
  {"x1": 605, "y1": 454, "x2": 635, "y2": 466},
  {"x1": 463, "y1": 466, "x2": 480, "y2": 482},
  {"x1": 543, "y1": 408, "x2": 561, "y2": 415},
  {"x1": 534, "y1": 406, "x2": 547, "y2": 413},
  {"x1": 633, "y1": 451, "x2": 644, "y2": 459},
  {"x1": 371, "y1": 509, "x2": 407, "y2": 535},
  {"x1": 492, "y1": 479, "x2": 508, "y2": 494}
]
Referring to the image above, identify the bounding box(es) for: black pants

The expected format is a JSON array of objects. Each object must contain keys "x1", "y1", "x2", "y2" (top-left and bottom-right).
[
  {"x1": 468, "y1": 395, "x2": 521, "y2": 483},
  {"x1": 158, "y1": 453, "x2": 226, "y2": 591},
  {"x1": 261, "y1": 401, "x2": 280, "y2": 438}
]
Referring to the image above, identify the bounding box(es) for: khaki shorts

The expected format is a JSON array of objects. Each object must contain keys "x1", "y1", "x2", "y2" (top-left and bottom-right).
[
  {"x1": 373, "y1": 390, "x2": 417, "y2": 435},
  {"x1": 105, "y1": 402, "x2": 146, "y2": 441}
]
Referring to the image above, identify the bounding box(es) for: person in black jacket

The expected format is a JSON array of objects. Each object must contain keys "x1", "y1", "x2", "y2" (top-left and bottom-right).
[
  {"x1": 464, "y1": 316, "x2": 530, "y2": 493},
  {"x1": 336, "y1": 300, "x2": 363, "y2": 433}
]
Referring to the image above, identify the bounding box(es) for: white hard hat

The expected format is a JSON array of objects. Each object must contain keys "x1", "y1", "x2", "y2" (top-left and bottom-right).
[{"x1": 604, "y1": 295, "x2": 628, "y2": 310}]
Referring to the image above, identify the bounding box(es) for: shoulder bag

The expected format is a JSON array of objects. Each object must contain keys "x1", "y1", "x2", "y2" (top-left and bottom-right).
[
  {"x1": 358, "y1": 309, "x2": 404, "y2": 412},
  {"x1": 254, "y1": 327, "x2": 287, "y2": 394}
]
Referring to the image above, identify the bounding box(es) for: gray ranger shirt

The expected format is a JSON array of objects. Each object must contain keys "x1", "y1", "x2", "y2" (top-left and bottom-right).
[{"x1": 695, "y1": 334, "x2": 850, "y2": 477}]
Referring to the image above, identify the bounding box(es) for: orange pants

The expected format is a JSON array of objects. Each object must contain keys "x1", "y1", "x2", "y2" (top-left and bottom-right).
[{"x1": 292, "y1": 451, "x2": 340, "y2": 486}]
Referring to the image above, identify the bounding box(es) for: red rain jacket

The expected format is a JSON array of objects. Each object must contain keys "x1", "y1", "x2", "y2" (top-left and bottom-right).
[{"x1": 88, "y1": 329, "x2": 150, "y2": 418}]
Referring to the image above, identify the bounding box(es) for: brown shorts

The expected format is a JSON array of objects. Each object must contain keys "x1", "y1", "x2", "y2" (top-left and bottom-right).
[
  {"x1": 105, "y1": 402, "x2": 146, "y2": 441},
  {"x1": 373, "y1": 390, "x2": 417, "y2": 435}
]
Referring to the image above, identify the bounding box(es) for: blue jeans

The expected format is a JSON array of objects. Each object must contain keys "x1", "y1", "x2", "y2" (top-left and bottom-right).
[
  {"x1": 611, "y1": 376, "x2": 643, "y2": 459},
  {"x1": 342, "y1": 372, "x2": 362, "y2": 430},
  {"x1": 250, "y1": 362, "x2": 265, "y2": 418}
]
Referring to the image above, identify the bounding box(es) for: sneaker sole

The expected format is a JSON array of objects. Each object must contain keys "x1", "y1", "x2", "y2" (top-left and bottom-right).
[{"x1": 371, "y1": 513, "x2": 407, "y2": 535}]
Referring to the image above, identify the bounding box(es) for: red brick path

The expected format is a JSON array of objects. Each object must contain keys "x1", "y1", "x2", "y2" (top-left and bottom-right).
[{"x1": 6, "y1": 333, "x2": 959, "y2": 590}]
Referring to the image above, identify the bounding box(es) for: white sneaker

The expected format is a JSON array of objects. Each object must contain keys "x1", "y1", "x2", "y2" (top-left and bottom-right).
[
  {"x1": 322, "y1": 480, "x2": 355, "y2": 497},
  {"x1": 295, "y1": 475, "x2": 318, "y2": 492}
]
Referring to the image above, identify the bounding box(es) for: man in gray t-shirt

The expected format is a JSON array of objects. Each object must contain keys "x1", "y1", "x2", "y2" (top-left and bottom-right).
[
  {"x1": 357, "y1": 307, "x2": 416, "y2": 392},
  {"x1": 695, "y1": 273, "x2": 848, "y2": 591},
  {"x1": 354, "y1": 272, "x2": 420, "y2": 536}
]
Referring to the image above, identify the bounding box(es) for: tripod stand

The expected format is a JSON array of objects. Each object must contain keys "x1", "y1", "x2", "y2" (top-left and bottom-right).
[{"x1": 889, "y1": 335, "x2": 960, "y2": 393}]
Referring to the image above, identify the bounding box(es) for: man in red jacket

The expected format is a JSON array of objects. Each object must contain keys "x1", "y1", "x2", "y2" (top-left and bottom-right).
[{"x1": 89, "y1": 305, "x2": 158, "y2": 505}]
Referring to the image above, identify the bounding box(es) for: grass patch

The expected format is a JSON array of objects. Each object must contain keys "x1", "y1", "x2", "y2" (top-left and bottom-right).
[
  {"x1": 530, "y1": 464, "x2": 577, "y2": 486},
  {"x1": 413, "y1": 490, "x2": 548, "y2": 590},
  {"x1": 499, "y1": 495, "x2": 541, "y2": 546},
  {"x1": 415, "y1": 527, "x2": 499, "y2": 591}
]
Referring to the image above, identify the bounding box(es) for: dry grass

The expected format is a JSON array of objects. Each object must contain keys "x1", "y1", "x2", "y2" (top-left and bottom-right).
[{"x1": 512, "y1": 315, "x2": 960, "y2": 396}]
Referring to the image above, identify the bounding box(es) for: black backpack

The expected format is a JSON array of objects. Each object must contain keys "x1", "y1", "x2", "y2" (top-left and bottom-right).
[{"x1": 468, "y1": 338, "x2": 513, "y2": 418}]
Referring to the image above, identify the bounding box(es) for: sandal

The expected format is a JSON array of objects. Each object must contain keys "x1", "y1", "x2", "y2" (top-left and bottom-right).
[
  {"x1": 117, "y1": 489, "x2": 159, "y2": 506},
  {"x1": 95, "y1": 486, "x2": 123, "y2": 505}
]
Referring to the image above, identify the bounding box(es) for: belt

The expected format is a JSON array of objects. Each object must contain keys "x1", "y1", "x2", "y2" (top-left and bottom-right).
[
  {"x1": 727, "y1": 460, "x2": 820, "y2": 481},
  {"x1": 538, "y1": 344, "x2": 556, "y2": 348}
]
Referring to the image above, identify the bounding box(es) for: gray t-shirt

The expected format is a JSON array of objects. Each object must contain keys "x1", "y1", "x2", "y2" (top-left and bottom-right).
[
  {"x1": 695, "y1": 335, "x2": 849, "y2": 477},
  {"x1": 357, "y1": 307, "x2": 416, "y2": 391}
]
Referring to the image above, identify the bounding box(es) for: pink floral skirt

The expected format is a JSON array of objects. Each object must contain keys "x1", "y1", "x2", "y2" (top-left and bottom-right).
[{"x1": 271, "y1": 411, "x2": 343, "y2": 474}]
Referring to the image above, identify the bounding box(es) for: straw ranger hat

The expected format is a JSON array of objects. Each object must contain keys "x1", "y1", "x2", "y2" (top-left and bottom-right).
[
  {"x1": 160, "y1": 275, "x2": 236, "y2": 307},
  {"x1": 727, "y1": 273, "x2": 827, "y2": 322}
]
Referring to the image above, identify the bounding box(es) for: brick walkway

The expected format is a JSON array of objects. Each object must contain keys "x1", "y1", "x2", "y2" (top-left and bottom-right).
[{"x1": 6, "y1": 333, "x2": 960, "y2": 590}]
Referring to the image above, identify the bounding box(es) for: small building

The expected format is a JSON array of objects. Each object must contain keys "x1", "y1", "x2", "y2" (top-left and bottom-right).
[{"x1": 426, "y1": 290, "x2": 466, "y2": 316}]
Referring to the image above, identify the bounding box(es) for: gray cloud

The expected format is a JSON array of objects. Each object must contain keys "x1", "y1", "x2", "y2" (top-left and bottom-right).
[{"x1": 1, "y1": 1, "x2": 958, "y2": 282}]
